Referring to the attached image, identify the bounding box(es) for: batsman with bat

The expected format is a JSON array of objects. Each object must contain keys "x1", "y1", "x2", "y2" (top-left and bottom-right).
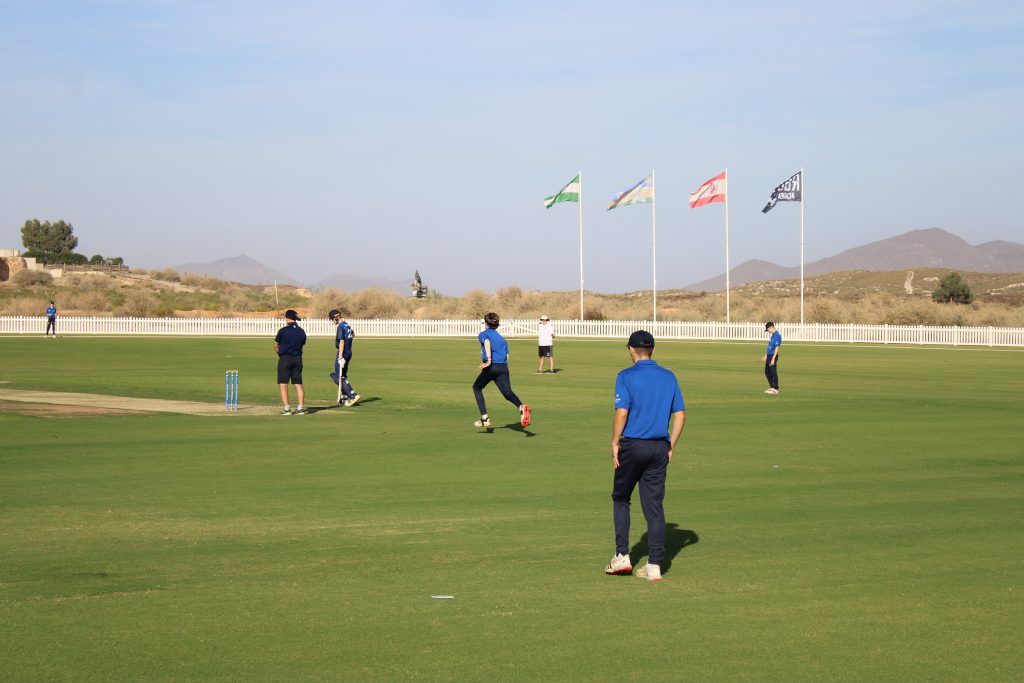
[{"x1": 329, "y1": 309, "x2": 361, "y2": 407}]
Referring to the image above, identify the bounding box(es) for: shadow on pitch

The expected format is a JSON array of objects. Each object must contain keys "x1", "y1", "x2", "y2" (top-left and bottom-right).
[
  {"x1": 303, "y1": 397, "x2": 382, "y2": 414},
  {"x1": 477, "y1": 422, "x2": 536, "y2": 437},
  {"x1": 628, "y1": 524, "x2": 700, "y2": 574}
]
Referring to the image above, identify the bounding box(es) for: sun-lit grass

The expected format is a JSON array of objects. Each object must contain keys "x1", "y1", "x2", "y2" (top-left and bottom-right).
[{"x1": 1, "y1": 337, "x2": 1022, "y2": 681}]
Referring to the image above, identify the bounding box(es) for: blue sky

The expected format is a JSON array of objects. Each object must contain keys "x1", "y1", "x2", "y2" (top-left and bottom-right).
[{"x1": 1, "y1": 1, "x2": 1021, "y2": 293}]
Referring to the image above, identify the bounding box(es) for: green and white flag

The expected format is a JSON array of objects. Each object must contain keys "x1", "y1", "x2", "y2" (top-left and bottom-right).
[{"x1": 543, "y1": 174, "x2": 581, "y2": 208}]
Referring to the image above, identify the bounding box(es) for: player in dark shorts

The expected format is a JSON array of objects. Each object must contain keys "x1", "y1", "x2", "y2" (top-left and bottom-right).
[{"x1": 274, "y1": 309, "x2": 307, "y2": 415}]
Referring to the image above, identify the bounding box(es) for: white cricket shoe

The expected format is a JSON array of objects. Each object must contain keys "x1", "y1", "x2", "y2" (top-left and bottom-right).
[
  {"x1": 604, "y1": 553, "x2": 633, "y2": 575},
  {"x1": 635, "y1": 563, "x2": 662, "y2": 581},
  {"x1": 474, "y1": 417, "x2": 492, "y2": 428}
]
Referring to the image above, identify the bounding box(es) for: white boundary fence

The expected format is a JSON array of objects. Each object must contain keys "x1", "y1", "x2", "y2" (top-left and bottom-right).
[{"x1": 1, "y1": 316, "x2": 1022, "y2": 347}]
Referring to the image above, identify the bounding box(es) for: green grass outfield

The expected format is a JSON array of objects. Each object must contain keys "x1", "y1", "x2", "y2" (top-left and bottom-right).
[{"x1": 1, "y1": 336, "x2": 1022, "y2": 682}]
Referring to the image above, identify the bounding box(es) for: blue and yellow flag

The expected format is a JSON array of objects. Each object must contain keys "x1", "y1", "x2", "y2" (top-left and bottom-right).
[{"x1": 608, "y1": 175, "x2": 653, "y2": 210}]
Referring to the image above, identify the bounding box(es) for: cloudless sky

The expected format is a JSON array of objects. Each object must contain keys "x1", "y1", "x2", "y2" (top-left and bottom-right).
[{"x1": 1, "y1": 1, "x2": 1021, "y2": 293}]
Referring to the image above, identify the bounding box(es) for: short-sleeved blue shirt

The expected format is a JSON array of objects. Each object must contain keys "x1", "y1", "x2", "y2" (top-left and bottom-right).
[
  {"x1": 614, "y1": 360, "x2": 685, "y2": 440},
  {"x1": 766, "y1": 330, "x2": 782, "y2": 355},
  {"x1": 478, "y1": 327, "x2": 509, "y2": 364},
  {"x1": 46, "y1": 306, "x2": 57, "y2": 317},
  {"x1": 275, "y1": 322, "x2": 307, "y2": 356},
  {"x1": 336, "y1": 321, "x2": 354, "y2": 358}
]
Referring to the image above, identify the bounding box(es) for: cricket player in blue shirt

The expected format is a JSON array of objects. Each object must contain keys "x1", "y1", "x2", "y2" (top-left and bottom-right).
[
  {"x1": 762, "y1": 322, "x2": 782, "y2": 395},
  {"x1": 605, "y1": 330, "x2": 685, "y2": 581},
  {"x1": 329, "y1": 309, "x2": 360, "y2": 407},
  {"x1": 472, "y1": 312, "x2": 530, "y2": 429},
  {"x1": 45, "y1": 301, "x2": 57, "y2": 337}
]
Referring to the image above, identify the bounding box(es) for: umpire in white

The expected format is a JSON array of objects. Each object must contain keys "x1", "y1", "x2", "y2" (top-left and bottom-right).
[{"x1": 604, "y1": 330, "x2": 686, "y2": 581}]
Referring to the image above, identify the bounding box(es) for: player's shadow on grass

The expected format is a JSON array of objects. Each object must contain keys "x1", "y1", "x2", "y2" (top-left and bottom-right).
[
  {"x1": 629, "y1": 524, "x2": 699, "y2": 574},
  {"x1": 478, "y1": 422, "x2": 536, "y2": 437}
]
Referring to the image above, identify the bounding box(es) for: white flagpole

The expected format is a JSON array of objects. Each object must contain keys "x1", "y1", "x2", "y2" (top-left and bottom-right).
[
  {"x1": 725, "y1": 167, "x2": 731, "y2": 324},
  {"x1": 578, "y1": 170, "x2": 585, "y2": 321},
  {"x1": 651, "y1": 169, "x2": 657, "y2": 323},
  {"x1": 800, "y1": 166, "x2": 805, "y2": 325}
]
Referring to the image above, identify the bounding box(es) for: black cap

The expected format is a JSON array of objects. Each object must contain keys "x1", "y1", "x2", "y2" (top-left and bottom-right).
[
  {"x1": 327, "y1": 309, "x2": 341, "y2": 319},
  {"x1": 285, "y1": 309, "x2": 301, "y2": 321},
  {"x1": 627, "y1": 330, "x2": 655, "y2": 349},
  {"x1": 764, "y1": 321, "x2": 775, "y2": 331}
]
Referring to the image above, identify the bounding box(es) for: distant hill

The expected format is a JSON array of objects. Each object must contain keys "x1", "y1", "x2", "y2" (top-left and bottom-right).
[
  {"x1": 685, "y1": 228, "x2": 1024, "y2": 291},
  {"x1": 312, "y1": 273, "x2": 409, "y2": 295},
  {"x1": 175, "y1": 254, "x2": 297, "y2": 285}
]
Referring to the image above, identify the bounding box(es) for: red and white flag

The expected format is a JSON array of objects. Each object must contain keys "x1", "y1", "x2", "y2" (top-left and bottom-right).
[{"x1": 689, "y1": 171, "x2": 727, "y2": 208}]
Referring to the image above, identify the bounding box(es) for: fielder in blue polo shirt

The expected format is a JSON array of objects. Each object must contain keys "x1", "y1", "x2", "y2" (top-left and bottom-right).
[
  {"x1": 605, "y1": 330, "x2": 686, "y2": 582},
  {"x1": 45, "y1": 301, "x2": 57, "y2": 337},
  {"x1": 762, "y1": 321, "x2": 782, "y2": 394}
]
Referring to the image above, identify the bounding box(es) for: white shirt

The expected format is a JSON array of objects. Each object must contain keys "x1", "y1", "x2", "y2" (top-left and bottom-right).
[{"x1": 538, "y1": 322, "x2": 554, "y2": 346}]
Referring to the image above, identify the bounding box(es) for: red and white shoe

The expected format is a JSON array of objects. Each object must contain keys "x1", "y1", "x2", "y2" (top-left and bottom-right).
[
  {"x1": 520, "y1": 403, "x2": 531, "y2": 427},
  {"x1": 604, "y1": 553, "x2": 632, "y2": 575},
  {"x1": 636, "y1": 563, "x2": 662, "y2": 581}
]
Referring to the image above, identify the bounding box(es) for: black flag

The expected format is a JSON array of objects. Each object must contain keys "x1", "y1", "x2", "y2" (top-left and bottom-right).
[{"x1": 762, "y1": 171, "x2": 802, "y2": 213}]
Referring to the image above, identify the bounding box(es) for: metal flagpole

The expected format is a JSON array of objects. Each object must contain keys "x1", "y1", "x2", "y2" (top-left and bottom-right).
[
  {"x1": 800, "y1": 166, "x2": 805, "y2": 325},
  {"x1": 579, "y1": 170, "x2": 585, "y2": 321},
  {"x1": 651, "y1": 169, "x2": 657, "y2": 323},
  {"x1": 724, "y1": 167, "x2": 730, "y2": 324}
]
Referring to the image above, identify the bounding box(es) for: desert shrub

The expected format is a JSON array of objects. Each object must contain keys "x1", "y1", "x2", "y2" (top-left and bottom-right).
[
  {"x1": 308, "y1": 289, "x2": 348, "y2": 318},
  {"x1": 153, "y1": 267, "x2": 181, "y2": 283},
  {"x1": 419, "y1": 293, "x2": 462, "y2": 318},
  {"x1": 460, "y1": 289, "x2": 493, "y2": 318},
  {"x1": 132, "y1": 268, "x2": 148, "y2": 276},
  {"x1": 582, "y1": 305, "x2": 606, "y2": 321},
  {"x1": 495, "y1": 286, "x2": 524, "y2": 311},
  {"x1": 696, "y1": 295, "x2": 721, "y2": 321},
  {"x1": 65, "y1": 290, "x2": 110, "y2": 314},
  {"x1": 347, "y1": 288, "x2": 404, "y2": 319},
  {"x1": 228, "y1": 291, "x2": 262, "y2": 313},
  {"x1": 6, "y1": 296, "x2": 48, "y2": 315},
  {"x1": 118, "y1": 290, "x2": 162, "y2": 316},
  {"x1": 807, "y1": 297, "x2": 850, "y2": 324},
  {"x1": 12, "y1": 269, "x2": 53, "y2": 286}
]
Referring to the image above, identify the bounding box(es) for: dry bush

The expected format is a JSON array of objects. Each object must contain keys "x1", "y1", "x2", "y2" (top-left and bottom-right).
[
  {"x1": 228, "y1": 291, "x2": 261, "y2": 312},
  {"x1": 348, "y1": 288, "x2": 405, "y2": 319},
  {"x1": 460, "y1": 289, "x2": 493, "y2": 318},
  {"x1": 806, "y1": 297, "x2": 851, "y2": 324},
  {"x1": 12, "y1": 269, "x2": 53, "y2": 286},
  {"x1": 495, "y1": 286, "x2": 524, "y2": 312},
  {"x1": 181, "y1": 273, "x2": 223, "y2": 289},
  {"x1": 308, "y1": 289, "x2": 348, "y2": 317},
  {"x1": 419, "y1": 294, "x2": 462, "y2": 318},
  {"x1": 6, "y1": 296, "x2": 48, "y2": 315},
  {"x1": 152, "y1": 267, "x2": 181, "y2": 283},
  {"x1": 583, "y1": 305, "x2": 606, "y2": 321},
  {"x1": 65, "y1": 290, "x2": 110, "y2": 314},
  {"x1": 118, "y1": 290, "x2": 162, "y2": 316},
  {"x1": 132, "y1": 268, "x2": 148, "y2": 276}
]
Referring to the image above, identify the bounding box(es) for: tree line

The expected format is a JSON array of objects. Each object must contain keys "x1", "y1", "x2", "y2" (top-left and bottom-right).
[{"x1": 20, "y1": 219, "x2": 123, "y2": 266}]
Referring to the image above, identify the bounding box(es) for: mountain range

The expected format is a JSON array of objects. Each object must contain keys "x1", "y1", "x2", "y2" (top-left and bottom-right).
[
  {"x1": 683, "y1": 228, "x2": 1024, "y2": 292},
  {"x1": 174, "y1": 228, "x2": 1024, "y2": 293}
]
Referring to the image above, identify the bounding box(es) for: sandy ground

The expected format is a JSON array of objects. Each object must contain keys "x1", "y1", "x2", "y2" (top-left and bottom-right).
[{"x1": 0, "y1": 388, "x2": 337, "y2": 417}]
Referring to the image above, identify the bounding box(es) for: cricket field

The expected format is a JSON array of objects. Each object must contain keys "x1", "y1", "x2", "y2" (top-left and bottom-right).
[{"x1": 1, "y1": 336, "x2": 1021, "y2": 681}]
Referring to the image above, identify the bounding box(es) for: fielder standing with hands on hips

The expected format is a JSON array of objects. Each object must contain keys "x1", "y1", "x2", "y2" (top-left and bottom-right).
[{"x1": 605, "y1": 330, "x2": 685, "y2": 582}]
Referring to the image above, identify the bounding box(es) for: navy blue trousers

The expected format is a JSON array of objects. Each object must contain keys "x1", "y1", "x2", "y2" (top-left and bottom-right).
[
  {"x1": 764, "y1": 355, "x2": 779, "y2": 390},
  {"x1": 472, "y1": 363, "x2": 521, "y2": 416},
  {"x1": 612, "y1": 437, "x2": 669, "y2": 565}
]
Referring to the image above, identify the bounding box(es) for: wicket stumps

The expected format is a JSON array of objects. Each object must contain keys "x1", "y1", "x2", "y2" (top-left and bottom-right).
[{"x1": 225, "y1": 370, "x2": 239, "y2": 411}]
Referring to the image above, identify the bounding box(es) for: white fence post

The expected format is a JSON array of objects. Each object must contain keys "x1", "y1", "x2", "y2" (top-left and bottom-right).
[{"x1": 0, "y1": 316, "x2": 1023, "y2": 347}]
